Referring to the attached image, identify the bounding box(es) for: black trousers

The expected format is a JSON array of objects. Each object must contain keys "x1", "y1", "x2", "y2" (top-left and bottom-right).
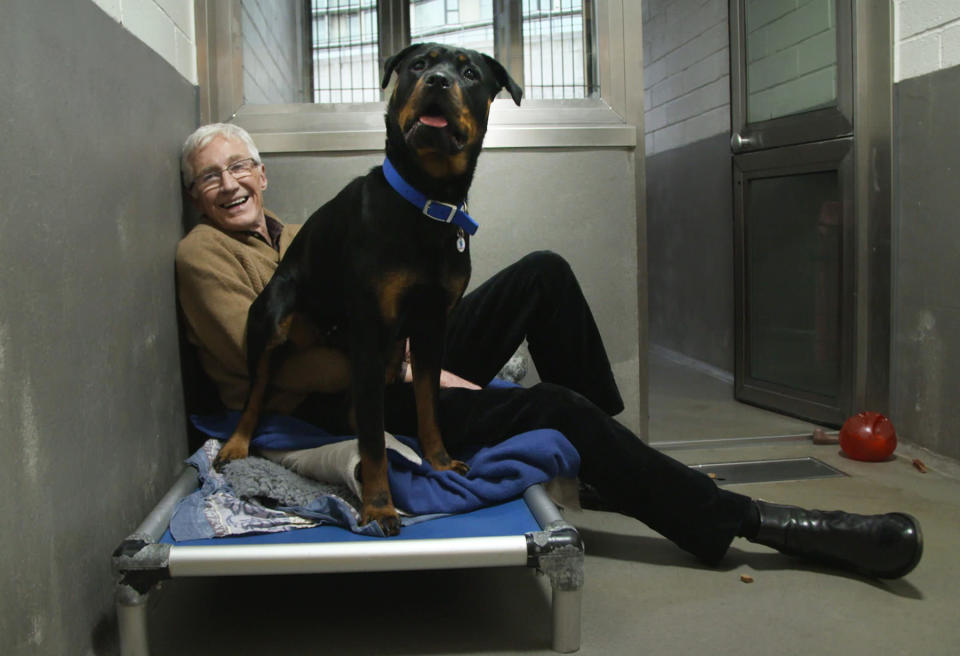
[{"x1": 295, "y1": 251, "x2": 752, "y2": 563}]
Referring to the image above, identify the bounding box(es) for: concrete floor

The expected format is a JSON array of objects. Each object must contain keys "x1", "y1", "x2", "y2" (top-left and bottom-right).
[{"x1": 144, "y1": 352, "x2": 960, "y2": 655}]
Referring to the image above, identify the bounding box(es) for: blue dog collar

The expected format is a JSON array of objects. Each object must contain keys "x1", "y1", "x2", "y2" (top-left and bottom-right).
[{"x1": 382, "y1": 157, "x2": 479, "y2": 236}]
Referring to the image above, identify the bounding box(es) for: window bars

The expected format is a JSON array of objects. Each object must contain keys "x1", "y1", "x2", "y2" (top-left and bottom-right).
[
  {"x1": 309, "y1": 0, "x2": 597, "y2": 103},
  {"x1": 311, "y1": 0, "x2": 381, "y2": 103}
]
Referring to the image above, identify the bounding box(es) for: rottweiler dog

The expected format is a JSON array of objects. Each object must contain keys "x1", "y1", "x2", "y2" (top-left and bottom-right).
[{"x1": 213, "y1": 43, "x2": 522, "y2": 535}]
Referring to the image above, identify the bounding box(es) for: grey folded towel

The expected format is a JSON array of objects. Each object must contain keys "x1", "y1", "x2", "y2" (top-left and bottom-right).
[{"x1": 222, "y1": 455, "x2": 360, "y2": 510}]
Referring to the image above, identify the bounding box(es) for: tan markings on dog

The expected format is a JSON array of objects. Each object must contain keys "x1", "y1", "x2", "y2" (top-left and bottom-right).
[
  {"x1": 215, "y1": 349, "x2": 272, "y2": 469},
  {"x1": 447, "y1": 84, "x2": 479, "y2": 148},
  {"x1": 409, "y1": 350, "x2": 469, "y2": 475},
  {"x1": 429, "y1": 50, "x2": 439, "y2": 58},
  {"x1": 286, "y1": 313, "x2": 321, "y2": 348},
  {"x1": 418, "y1": 150, "x2": 471, "y2": 178},
  {"x1": 410, "y1": 357, "x2": 444, "y2": 460},
  {"x1": 268, "y1": 315, "x2": 293, "y2": 348},
  {"x1": 272, "y1": 312, "x2": 320, "y2": 349},
  {"x1": 377, "y1": 271, "x2": 417, "y2": 324},
  {"x1": 447, "y1": 274, "x2": 469, "y2": 311},
  {"x1": 397, "y1": 80, "x2": 427, "y2": 132},
  {"x1": 458, "y1": 54, "x2": 467, "y2": 62},
  {"x1": 359, "y1": 453, "x2": 400, "y2": 534}
]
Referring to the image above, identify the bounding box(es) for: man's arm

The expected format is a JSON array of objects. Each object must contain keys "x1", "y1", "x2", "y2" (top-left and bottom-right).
[{"x1": 176, "y1": 233, "x2": 351, "y2": 403}]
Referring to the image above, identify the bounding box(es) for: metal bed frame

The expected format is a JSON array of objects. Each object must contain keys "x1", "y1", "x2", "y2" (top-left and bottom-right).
[{"x1": 112, "y1": 467, "x2": 584, "y2": 654}]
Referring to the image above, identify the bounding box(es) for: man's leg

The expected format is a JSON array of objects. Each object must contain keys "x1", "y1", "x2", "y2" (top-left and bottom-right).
[
  {"x1": 383, "y1": 382, "x2": 750, "y2": 564},
  {"x1": 444, "y1": 251, "x2": 624, "y2": 416},
  {"x1": 382, "y1": 382, "x2": 923, "y2": 577}
]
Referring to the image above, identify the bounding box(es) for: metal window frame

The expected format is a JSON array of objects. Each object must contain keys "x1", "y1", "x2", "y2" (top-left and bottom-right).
[{"x1": 195, "y1": 0, "x2": 639, "y2": 152}]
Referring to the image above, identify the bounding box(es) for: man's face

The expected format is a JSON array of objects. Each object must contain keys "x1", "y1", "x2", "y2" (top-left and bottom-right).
[{"x1": 189, "y1": 135, "x2": 268, "y2": 233}]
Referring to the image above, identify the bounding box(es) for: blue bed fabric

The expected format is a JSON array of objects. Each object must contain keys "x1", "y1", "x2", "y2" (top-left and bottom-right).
[
  {"x1": 161, "y1": 496, "x2": 541, "y2": 546},
  {"x1": 189, "y1": 412, "x2": 579, "y2": 516},
  {"x1": 172, "y1": 386, "x2": 579, "y2": 541}
]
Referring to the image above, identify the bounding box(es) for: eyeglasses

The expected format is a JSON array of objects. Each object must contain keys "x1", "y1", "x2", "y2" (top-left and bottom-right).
[{"x1": 191, "y1": 158, "x2": 260, "y2": 193}]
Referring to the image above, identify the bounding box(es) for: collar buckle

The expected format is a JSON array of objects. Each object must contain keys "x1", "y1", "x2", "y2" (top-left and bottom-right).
[{"x1": 422, "y1": 199, "x2": 460, "y2": 223}]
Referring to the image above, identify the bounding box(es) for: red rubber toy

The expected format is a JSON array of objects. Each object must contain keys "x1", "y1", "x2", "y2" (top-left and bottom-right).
[{"x1": 839, "y1": 411, "x2": 897, "y2": 461}]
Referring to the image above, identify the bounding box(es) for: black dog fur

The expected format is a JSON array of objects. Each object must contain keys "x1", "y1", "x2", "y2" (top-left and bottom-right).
[{"x1": 213, "y1": 44, "x2": 522, "y2": 535}]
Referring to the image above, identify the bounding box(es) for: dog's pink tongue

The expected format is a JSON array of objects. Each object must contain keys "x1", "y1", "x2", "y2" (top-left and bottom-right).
[{"x1": 419, "y1": 115, "x2": 448, "y2": 128}]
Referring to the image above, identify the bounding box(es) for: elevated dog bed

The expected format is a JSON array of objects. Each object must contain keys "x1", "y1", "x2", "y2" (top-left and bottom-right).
[{"x1": 112, "y1": 416, "x2": 585, "y2": 654}]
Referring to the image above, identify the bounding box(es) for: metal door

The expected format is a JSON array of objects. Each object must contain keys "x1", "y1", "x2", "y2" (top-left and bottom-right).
[{"x1": 729, "y1": 0, "x2": 867, "y2": 426}]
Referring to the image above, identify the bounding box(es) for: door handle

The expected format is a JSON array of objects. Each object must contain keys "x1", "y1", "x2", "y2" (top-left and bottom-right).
[{"x1": 730, "y1": 132, "x2": 759, "y2": 152}]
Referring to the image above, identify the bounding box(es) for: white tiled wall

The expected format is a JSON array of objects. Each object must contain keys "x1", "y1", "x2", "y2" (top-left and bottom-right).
[
  {"x1": 642, "y1": 0, "x2": 730, "y2": 156},
  {"x1": 895, "y1": 0, "x2": 960, "y2": 81},
  {"x1": 90, "y1": 0, "x2": 197, "y2": 84}
]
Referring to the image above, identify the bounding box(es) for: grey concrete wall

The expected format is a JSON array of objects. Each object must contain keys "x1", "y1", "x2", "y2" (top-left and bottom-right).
[
  {"x1": 646, "y1": 132, "x2": 734, "y2": 372},
  {"x1": 0, "y1": 1, "x2": 196, "y2": 654},
  {"x1": 891, "y1": 64, "x2": 960, "y2": 460},
  {"x1": 259, "y1": 148, "x2": 643, "y2": 434},
  {"x1": 643, "y1": 0, "x2": 734, "y2": 373}
]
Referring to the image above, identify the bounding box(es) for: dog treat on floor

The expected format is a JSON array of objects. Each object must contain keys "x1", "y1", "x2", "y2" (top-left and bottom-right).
[{"x1": 812, "y1": 428, "x2": 839, "y2": 444}]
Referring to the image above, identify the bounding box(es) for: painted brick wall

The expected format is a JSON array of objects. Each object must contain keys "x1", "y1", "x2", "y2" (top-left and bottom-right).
[
  {"x1": 895, "y1": 0, "x2": 960, "y2": 81},
  {"x1": 241, "y1": 0, "x2": 308, "y2": 104},
  {"x1": 745, "y1": 0, "x2": 836, "y2": 123},
  {"x1": 643, "y1": 0, "x2": 960, "y2": 150},
  {"x1": 642, "y1": 0, "x2": 730, "y2": 155},
  {"x1": 91, "y1": 0, "x2": 197, "y2": 84}
]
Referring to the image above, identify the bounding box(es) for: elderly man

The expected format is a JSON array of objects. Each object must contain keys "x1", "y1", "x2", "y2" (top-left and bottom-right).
[{"x1": 176, "y1": 122, "x2": 922, "y2": 579}]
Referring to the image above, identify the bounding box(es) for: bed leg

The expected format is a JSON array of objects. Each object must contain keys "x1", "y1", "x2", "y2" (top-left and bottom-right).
[
  {"x1": 551, "y1": 584, "x2": 582, "y2": 653},
  {"x1": 116, "y1": 583, "x2": 150, "y2": 656},
  {"x1": 528, "y1": 523, "x2": 584, "y2": 653}
]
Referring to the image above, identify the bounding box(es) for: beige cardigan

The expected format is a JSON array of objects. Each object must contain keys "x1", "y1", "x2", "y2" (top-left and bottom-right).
[{"x1": 175, "y1": 212, "x2": 350, "y2": 412}]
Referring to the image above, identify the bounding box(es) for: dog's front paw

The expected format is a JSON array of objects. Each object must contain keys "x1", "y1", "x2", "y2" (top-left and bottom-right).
[
  {"x1": 448, "y1": 459, "x2": 470, "y2": 475},
  {"x1": 213, "y1": 437, "x2": 250, "y2": 472},
  {"x1": 362, "y1": 504, "x2": 401, "y2": 536},
  {"x1": 427, "y1": 452, "x2": 470, "y2": 476}
]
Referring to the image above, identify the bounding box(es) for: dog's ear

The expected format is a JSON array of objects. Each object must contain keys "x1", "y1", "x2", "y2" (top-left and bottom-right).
[
  {"x1": 381, "y1": 44, "x2": 423, "y2": 89},
  {"x1": 482, "y1": 54, "x2": 523, "y2": 106}
]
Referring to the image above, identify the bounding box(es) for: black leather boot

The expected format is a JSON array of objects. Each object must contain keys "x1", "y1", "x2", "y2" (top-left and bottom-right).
[{"x1": 750, "y1": 501, "x2": 923, "y2": 579}]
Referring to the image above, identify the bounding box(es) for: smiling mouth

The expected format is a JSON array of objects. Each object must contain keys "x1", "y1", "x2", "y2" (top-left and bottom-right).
[{"x1": 220, "y1": 196, "x2": 249, "y2": 210}]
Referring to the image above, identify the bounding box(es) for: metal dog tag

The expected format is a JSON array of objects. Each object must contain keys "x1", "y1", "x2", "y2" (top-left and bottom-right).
[{"x1": 456, "y1": 227, "x2": 466, "y2": 253}]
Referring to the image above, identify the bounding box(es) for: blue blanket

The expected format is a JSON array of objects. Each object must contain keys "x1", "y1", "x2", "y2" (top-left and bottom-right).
[{"x1": 171, "y1": 411, "x2": 579, "y2": 540}]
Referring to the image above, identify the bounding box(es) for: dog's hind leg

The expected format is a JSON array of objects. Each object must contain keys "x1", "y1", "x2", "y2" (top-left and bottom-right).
[
  {"x1": 213, "y1": 276, "x2": 299, "y2": 471},
  {"x1": 410, "y1": 310, "x2": 469, "y2": 475}
]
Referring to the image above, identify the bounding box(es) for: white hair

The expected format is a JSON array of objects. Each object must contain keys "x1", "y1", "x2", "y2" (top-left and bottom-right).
[{"x1": 180, "y1": 123, "x2": 262, "y2": 188}]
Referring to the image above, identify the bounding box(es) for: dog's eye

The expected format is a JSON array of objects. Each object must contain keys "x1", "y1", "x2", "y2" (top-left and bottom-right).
[
  {"x1": 463, "y1": 67, "x2": 480, "y2": 81},
  {"x1": 411, "y1": 59, "x2": 427, "y2": 72}
]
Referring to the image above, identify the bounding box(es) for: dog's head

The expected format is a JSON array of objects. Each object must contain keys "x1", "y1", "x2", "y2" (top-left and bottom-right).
[{"x1": 381, "y1": 43, "x2": 522, "y2": 180}]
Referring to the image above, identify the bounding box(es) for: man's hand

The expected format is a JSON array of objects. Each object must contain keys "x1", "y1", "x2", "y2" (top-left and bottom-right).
[
  {"x1": 439, "y1": 369, "x2": 482, "y2": 390},
  {"x1": 400, "y1": 359, "x2": 481, "y2": 390},
  {"x1": 400, "y1": 339, "x2": 480, "y2": 390}
]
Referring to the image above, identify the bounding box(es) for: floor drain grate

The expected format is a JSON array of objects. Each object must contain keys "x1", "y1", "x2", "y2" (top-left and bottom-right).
[{"x1": 689, "y1": 457, "x2": 846, "y2": 485}]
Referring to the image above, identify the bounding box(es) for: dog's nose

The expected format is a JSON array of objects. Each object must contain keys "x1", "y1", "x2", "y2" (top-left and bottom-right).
[{"x1": 425, "y1": 70, "x2": 453, "y2": 89}]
